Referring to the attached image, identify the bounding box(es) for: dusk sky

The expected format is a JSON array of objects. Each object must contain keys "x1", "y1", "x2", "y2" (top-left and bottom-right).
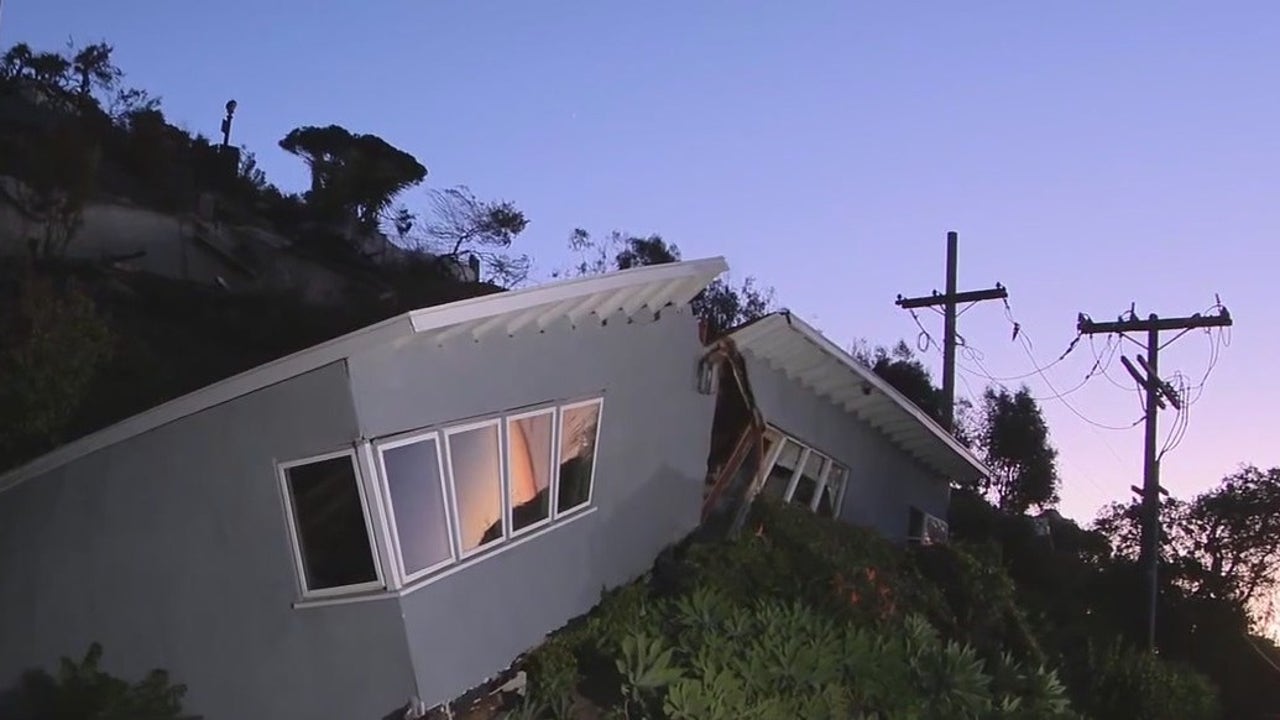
[{"x1": 5, "y1": 1, "x2": 1276, "y2": 524}]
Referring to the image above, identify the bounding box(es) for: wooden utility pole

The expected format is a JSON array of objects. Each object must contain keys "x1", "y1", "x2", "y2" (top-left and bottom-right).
[
  {"x1": 896, "y1": 231, "x2": 1008, "y2": 433},
  {"x1": 1077, "y1": 307, "x2": 1233, "y2": 650}
]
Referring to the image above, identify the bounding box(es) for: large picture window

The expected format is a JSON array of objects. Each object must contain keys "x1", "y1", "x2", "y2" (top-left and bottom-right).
[
  {"x1": 446, "y1": 421, "x2": 505, "y2": 554},
  {"x1": 279, "y1": 453, "x2": 381, "y2": 596},
  {"x1": 557, "y1": 399, "x2": 602, "y2": 514},
  {"x1": 378, "y1": 434, "x2": 454, "y2": 580},
  {"x1": 283, "y1": 397, "x2": 608, "y2": 599},
  {"x1": 508, "y1": 410, "x2": 555, "y2": 533}
]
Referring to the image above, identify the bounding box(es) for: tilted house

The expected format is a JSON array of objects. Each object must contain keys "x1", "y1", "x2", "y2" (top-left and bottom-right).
[
  {"x1": 0, "y1": 258, "x2": 727, "y2": 719},
  {"x1": 702, "y1": 311, "x2": 989, "y2": 542}
]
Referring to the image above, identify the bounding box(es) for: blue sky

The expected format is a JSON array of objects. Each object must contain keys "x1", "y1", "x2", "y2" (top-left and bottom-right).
[{"x1": 5, "y1": 1, "x2": 1277, "y2": 523}]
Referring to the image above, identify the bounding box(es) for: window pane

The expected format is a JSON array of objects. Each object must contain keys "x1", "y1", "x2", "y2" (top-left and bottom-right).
[
  {"x1": 558, "y1": 402, "x2": 601, "y2": 513},
  {"x1": 382, "y1": 438, "x2": 452, "y2": 575},
  {"x1": 761, "y1": 439, "x2": 802, "y2": 499},
  {"x1": 449, "y1": 425, "x2": 503, "y2": 552},
  {"x1": 509, "y1": 412, "x2": 554, "y2": 531},
  {"x1": 285, "y1": 457, "x2": 377, "y2": 591},
  {"x1": 817, "y1": 464, "x2": 847, "y2": 518},
  {"x1": 792, "y1": 451, "x2": 827, "y2": 508}
]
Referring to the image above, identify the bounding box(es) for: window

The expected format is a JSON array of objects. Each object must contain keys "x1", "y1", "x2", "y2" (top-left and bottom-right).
[
  {"x1": 817, "y1": 463, "x2": 847, "y2": 518},
  {"x1": 792, "y1": 451, "x2": 827, "y2": 508},
  {"x1": 761, "y1": 439, "x2": 803, "y2": 500},
  {"x1": 908, "y1": 507, "x2": 949, "y2": 545},
  {"x1": 378, "y1": 435, "x2": 454, "y2": 580},
  {"x1": 557, "y1": 399, "x2": 602, "y2": 514},
  {"x1": 508, "y1": 410, "x2": 555, "y2": 533},
  {"x1": 446, "y1": 421, "x2": 505, "y2": 554},
  {"x1": 280, "y1": 453, "x2": 381, "y2": 596},
  {"x1": 754, "y1": 429, "x2": 848, "y2": 519}
]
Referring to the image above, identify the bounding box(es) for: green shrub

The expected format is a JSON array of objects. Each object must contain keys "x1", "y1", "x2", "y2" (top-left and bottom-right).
[
  {"x1": 1073, "y1": 641, "x2": 1220, "y2": 720},
  {"x1": 5, "y1": 642, "x2": 198, "y2": 720}
]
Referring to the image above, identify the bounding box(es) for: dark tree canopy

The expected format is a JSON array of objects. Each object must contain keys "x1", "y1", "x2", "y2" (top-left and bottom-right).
[
  {"x1": 559, "y1": 229, "x2": 773, "y2": 338},
  {"x1": 279, "y1": 124, "x2": 427, "y2": 230},
  {"x1": 977, "y1": 386, "x2": 1060, "y2": 513},
  {"x1": 1096, "y1": 465, "x2": 1280, "y2": 612},
  {"x1": 418, "y1": 185, "x2": 530, "y2": 287},
  {"x1": 853, "y1": 341, "x2": 947, "y2": 426}
]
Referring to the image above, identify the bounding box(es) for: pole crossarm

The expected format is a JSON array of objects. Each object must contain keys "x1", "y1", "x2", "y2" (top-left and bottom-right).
[
  {"x1": 1077, "y1": 309, "x2": 1231, "y2": 335},
  {"x1": 895, "y1": 285, "x2": 1008, "y2": 309},
  {"x1": 894, "y1": 231, "x2": 1007, "y2": 434}
]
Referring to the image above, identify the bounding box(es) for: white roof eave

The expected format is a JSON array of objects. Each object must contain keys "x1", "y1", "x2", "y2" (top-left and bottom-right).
[
  {"x1": 729, "y1": 312, "x2": 991, "y2": 483},
  {"x1": 0, "y1": 257, "x2": 728, "y2": 494}
]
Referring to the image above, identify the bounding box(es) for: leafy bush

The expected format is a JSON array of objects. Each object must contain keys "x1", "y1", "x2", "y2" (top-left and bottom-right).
[
  {"x1": 1071, "y1": 641, "x2": 1220, "y2": 720},
  {"x1": 3, "y1": 642, "x2": 198, "y2": 720}
]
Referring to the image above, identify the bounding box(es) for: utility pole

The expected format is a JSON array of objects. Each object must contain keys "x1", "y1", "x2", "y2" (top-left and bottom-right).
[
  {"x1": 1077, "y1": 306, "x2": 1232, "y2": 650},
  {"x1": 896, "y1": 231, "x2": 1008, "y2": 433}
]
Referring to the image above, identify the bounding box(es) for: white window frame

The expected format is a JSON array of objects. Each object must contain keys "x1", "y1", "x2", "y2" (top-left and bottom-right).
[
  {"x1": 276, "y1": 448, "x2": 386, "y2": 600},
  {"x1": 755, "y1": 426, "x2": 849, "y2": 518},
  {"x1": 373, "y1": 430, "x2": 458, "y2": 586},
  {"x1": 813, "y1": 461, "x2": 850, "y2": 517},
  {"x1": 444, "y1": 417, "x2": 509, "y2": 559},
  {"x1": 554, "y1": 397, "x2": 605, "y2": 518},
  {"x1": 505, "y1": 407, "x2": 558, "y2": 538}
]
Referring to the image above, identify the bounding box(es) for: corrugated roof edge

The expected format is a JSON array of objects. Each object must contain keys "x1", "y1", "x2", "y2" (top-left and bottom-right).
[
  {"x1": 0, "y1": 257, "x2": 728, "y2": 494},
  {"x1": 735, "y1": 311, "x2": 992, "y2": 481}
]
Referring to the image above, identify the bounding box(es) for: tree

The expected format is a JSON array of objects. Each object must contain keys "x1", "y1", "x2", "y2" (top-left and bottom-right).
[
  {"x1": 278, "y1": 124, "x2": 427, "y2": 232},
  {"x1": 0, "y1": 270, "x2": 112, "y2": 462},
  {"x1": 557, "y1": 228, "x2": 774, "y2": 337},
  {"x1": 69, "y1": 41, "x2": 121, "y2": 100},
  {"x1": 1096, "y1": 466, "x2": 1280, "y2": 614},
  {"x1": 2, "y1": 118, "x2": 100, "y2": 260},
  {"x1": 975, "y1": 386, "x2": 1060, "y2": 513},
  {"x1": 417, "y1": 185, "x2": 530, "y2": 286},
  {"x1": 853, "y1": 341, "x2": 947, "y2": 424}
]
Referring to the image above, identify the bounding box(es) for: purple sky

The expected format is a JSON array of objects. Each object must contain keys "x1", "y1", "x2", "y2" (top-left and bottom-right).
[{"x1": 5, "y1": 1, "x2": 1277, "y2": 524}]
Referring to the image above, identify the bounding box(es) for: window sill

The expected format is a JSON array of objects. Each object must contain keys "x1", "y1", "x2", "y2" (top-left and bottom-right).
[{"x1": 292, "y1": 505, "x2": 599, "y2": 610}]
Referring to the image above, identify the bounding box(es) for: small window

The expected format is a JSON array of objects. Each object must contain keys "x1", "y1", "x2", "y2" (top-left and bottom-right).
[
  {"x1": 817, "y1": 463, "x2": 847, "y2": 518},
  {"x1": 447, "y1": 422, "x2": 504, "y2": 554},
  {"x1": 558, "y1": 400, "x2": 602, "y2": 514},
  {"x1": 379, "y1": 436, "x2": 454, "y2": 579},
  {"x1": 761, "y1": 439, "x2": 803, "y2": 499},
  {"x1": 791, "y1": 450, "x2": 827, "y2": 508},
  {"x1": 508, "y1": 410, "x2": 555, "y2": 533},
  {"x1": 281, "y1": 454, "x2": 380, "y2": 595}
]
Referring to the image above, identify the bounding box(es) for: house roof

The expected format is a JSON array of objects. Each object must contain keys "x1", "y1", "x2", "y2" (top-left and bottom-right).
[
  {"x1": 725, "y1": 312, "x2": 990, "y2": 483},
  {"x1": 0, "y1": 257, "x2": 728, "y2": 494}
]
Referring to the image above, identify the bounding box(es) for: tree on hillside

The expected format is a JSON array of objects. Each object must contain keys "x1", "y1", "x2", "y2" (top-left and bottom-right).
[
  {"x1": 2, "y1": 118, "x2": 100, "y2": 260},
  {"x1": 558, "y1": 229, "x2": 774, "y2": 338},
  {"x1": 279, "y1": 124, "x2": 427, "y2": 232},
  {"x1": 975, "y1": 386, "x2": 1060, "y2": 513},
  {"x1": 0, "y1": 271, "x2": 112, "y2": 462},
  {"x1": 1096, "y1": 465, "x2": 1280, "y2": 615},
  {"x1": 417, "y1": 185, "x2": 530, "y2": 287}
]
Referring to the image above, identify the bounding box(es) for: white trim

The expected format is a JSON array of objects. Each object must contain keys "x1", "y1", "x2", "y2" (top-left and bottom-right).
[
  {"x1": 505, "y1": 407, "x2": 557, "y2": 537},
  {"x1": 373, "y1": 431, "x2": 458, "y2": 585},
  {"x1": 356, "y1": 441, "x2": 401, "y2": 588},
  {"x1": 276, "y1": 449, "x2": 385, "y2": 600},
  {"x1": 555, "y1": 397, "x2": 604, "y2": 516},
  {"x1": 0, "y1": 257, "x2": 728, "y2": 495},
  {"x1": 809, "y1": 459, "x2": 833, "y2": 513},
  {"x1": 291, "y1": 506, "x2": 600, "y2": 609},
  {"x1": 443, "y1": 418, "x2": 507, "y2": 558},
  {"x1": 835, "y1": 464, "x2": 851, "y2": 516},
  {"x1": 782, "y1": 447, "x2": 810, "y2": 502}
]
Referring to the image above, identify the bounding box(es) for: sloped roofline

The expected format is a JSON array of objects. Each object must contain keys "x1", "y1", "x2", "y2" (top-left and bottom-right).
[
  {"x1": 726, "y1": 311, "x2": 991, "y2": 482},
  {"x1": 0, "y1": 257, "x2": 728, "y2": 494}
]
